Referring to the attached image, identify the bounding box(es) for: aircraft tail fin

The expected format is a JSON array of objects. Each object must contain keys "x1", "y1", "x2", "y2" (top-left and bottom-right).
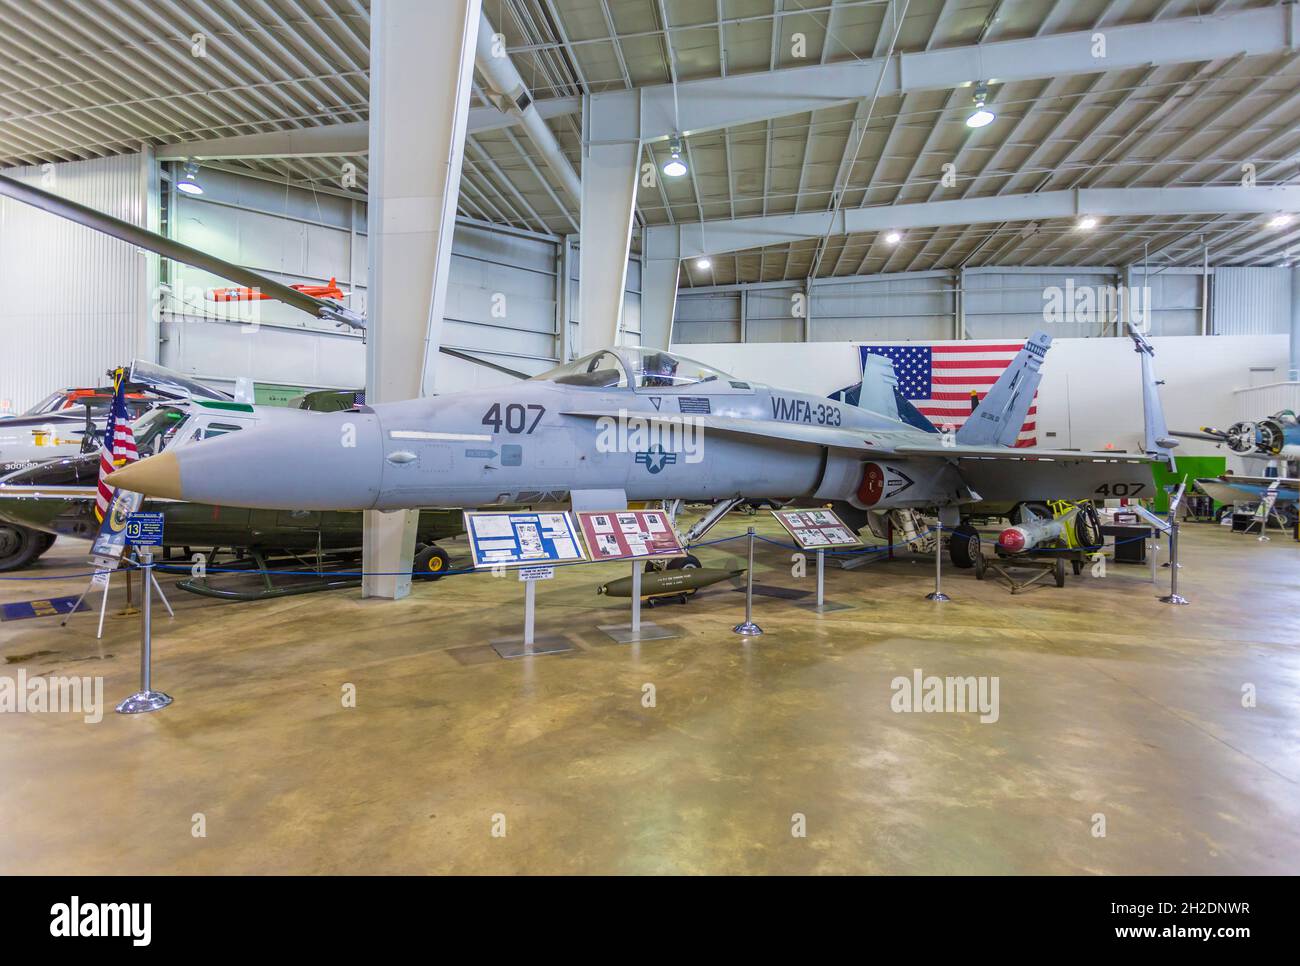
[
  {"x1": 1126, "y1": 321, "x2": 1179, "y2": 470},
  {"x1": 954, "y1": 331, "x2": 1050, "y2": 447},
  {"x1": 857, "y1": 353, "x2": 901, "y2": 420}
]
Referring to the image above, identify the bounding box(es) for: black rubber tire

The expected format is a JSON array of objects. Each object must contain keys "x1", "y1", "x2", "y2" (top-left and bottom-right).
[
  {"x1": 948, "y1": 525, "x2": 982, "y2": 569},
  {"x1": 1054, "y1": 558, "x2": 1067, "y2": 588},
  {"x1": 668, "y1": 553, "x2": 701, "y2": 570},
  {"x1": 973, "y1": 551, "x2": 987, "y2": 580},
  {"x1": 1074, "y1": 502, "x2": 1104, "y2": 550},
  {"x1": 0, "y1": 524, "x2": 48, "y2": 572},
  {"x1": 414, "y1": 544, "x2": 450, "y2": 581},
  {"x1": 33, "y1": 532, "x2": 56, "y2": 560},
  {"x1": 1071, "y1": 559, "x2": 1083, "y2": 576}
]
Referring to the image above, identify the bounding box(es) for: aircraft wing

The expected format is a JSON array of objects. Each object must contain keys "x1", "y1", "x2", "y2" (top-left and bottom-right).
[
  {"x1": 560, "y1": 410, "x2": 897, "y2": 453},
  {"x1": 1198, "y1": 474, "x2": 1299, "y2": 489},
  {"x1": 892, "y1": 442, "x2": 1155, "y2": 462},
  {"x1": 563, "y1": 409, "x2": 1155, "y2": 462},
  {"x1": 0, "y1": 485, "x2": 99, "y2": 500},
  {"x1": 1170, "y1": 429, "x2": 1226, "y2": 443},
  {"x1": 1193, "y1": 475, "x2": 1298, "y2": 503}
]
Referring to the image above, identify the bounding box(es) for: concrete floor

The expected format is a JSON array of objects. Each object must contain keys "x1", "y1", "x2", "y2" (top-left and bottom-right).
[{"x1": 1, "y1": 515, "x2": 1297, "y2": 875}]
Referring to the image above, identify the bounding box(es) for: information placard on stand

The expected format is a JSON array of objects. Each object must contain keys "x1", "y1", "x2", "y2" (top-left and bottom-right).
[
  {"x1": 577, "y1": 509, "x2": 686, "y2": 562},
  {"x1": 770, "y1": 508, "x2": 863, "y2": 551},
  {"x1": 464, "y1": 511, "x2": 585, "y2": 658},
  {"x1": 464, "y1": 510, "x2": 587, "y2": 569},
  {"x1": 770, "y1": 508, "x2": 861, "y2": 612},
  {"x1": 578, "y1": 510, "x2": 683, "y2": 644}
]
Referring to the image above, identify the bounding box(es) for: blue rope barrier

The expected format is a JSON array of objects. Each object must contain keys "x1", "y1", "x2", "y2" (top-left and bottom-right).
[
  {"x1": 0, "y1": 523, "x2": 1166, "y2": 582},
  {"x1": 0, "y1": 532, "x2": 755, "y2": 582}
]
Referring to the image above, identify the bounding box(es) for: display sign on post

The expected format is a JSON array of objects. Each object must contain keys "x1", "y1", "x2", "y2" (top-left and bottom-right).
[
  {"x1": 124, "y1": 512, "x2": 165, "y2": 547},
  {"x1": 770, "y1": 508, "x2": 862, "y2": 550},
  {"x1": 583, "y1": 510, "x2": 683, "y2": 645},
  {"x1": 89, "y1": 489, "x2": 144, "y2": 562},
  {"x1": 576, "y1": 510, "x2": 686, "y2": 561},
  {"x1": 464, "y1": 511, "x2": 587, "y2": 569}
]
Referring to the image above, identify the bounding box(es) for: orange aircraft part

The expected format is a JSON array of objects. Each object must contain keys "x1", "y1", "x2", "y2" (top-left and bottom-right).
[{"x1": 208, "y1": 277, "x2": 345, "y2": 302}]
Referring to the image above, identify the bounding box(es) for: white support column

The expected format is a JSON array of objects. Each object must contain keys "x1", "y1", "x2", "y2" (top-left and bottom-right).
[
  {"x1": 1290, "y1": 265, "x2": 1300, "y2": 382},
  {"x1": 955, "y1": 268, "x2": 965, "y2": 339},
  {"x1": 1118, "y1": 269, "x2": 1130, "y2": 337},
  {"x1": 579, "y1": 91, "x2": 641, "y2": 352},
  {"x1": 803, "y1": 283, "x2": 812, "y2": 342},
  {"x1": 138, "y1": 143, "x2": 161, "y2": 363},
  {"x1": 640, "y1": 227, "x2": 680, "y2": 350},
  {"x1": 560, "y1": 233, "x2": 576, "y2": 362},
  {"x1": 362, "y1": 0, "x2": 480, "y2": 601}
]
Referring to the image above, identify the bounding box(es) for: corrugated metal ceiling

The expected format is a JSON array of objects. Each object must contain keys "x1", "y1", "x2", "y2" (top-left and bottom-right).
[{"x1": 0, "y1": 0, "x2": 1296, "y2": 283}]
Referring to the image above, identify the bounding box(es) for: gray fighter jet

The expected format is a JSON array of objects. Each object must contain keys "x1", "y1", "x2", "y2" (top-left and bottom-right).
[
  {"x1": 0, "y1": 172, "x2": 1174, "y2": 567},
  {"x1": 106, "y1": 336, "x2": 1171, "y2": 566}
]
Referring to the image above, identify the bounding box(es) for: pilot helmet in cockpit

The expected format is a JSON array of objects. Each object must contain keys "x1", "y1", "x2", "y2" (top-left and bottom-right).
[{"x1": 641, "y1": 351, "x2": 679, "y2": 387}]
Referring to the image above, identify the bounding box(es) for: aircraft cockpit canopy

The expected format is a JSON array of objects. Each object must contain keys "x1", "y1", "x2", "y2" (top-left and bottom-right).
[
  {"x1": 533, "y1": 348, "x2": 735, "y2": 390},
  {"x1": 130, "y1": 406, "x2": 192, "y2": 456}
]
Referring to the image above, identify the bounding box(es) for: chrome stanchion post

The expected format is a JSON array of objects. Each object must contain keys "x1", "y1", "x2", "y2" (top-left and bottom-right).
[
  {"x1": 115, "y1": 549, "x2": 173, "y2": 714},
  {"x1": 733, "y1": 526, "x2": 763, "y2": 636},
  {"x1": 1157, "y1": 518, "x2": 1189, "y2": 605},
  {"x1": 630, "y1": 561, "x2": 641, "y2": 636},
  {"x1": 926, "y1": 523, "x2": 951, "y2": 602},
  {"x1": 816, "y1": 548, "x2": 825, "y2": 608}
]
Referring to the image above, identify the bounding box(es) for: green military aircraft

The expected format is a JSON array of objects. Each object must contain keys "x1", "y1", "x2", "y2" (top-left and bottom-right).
[{"x1": 0, "y1": 399, "x2": 465, "y2": 585}]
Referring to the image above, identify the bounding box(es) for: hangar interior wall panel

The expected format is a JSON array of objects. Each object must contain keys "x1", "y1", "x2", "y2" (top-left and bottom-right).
[
  {"x1": 1211, "y1": 267, "x2": 1292, "y2": 335},
  {"x1": 1234, "y1": 380, "x2": 1300, "y2": 421},
  {"x1": 676, "y1": 335, "x2": 1289, "y2": 477},
  {"x1": 673, "y1": 269, "x2": 1211, "y2": 344},
  {"x1": 565, "y1": 244, "x2": 642, "y2": 356},
  {"x1": 0, "y1": 154, "x2": 148, "y2": 413},
  {"x1": 965, "y1": 271, "x2": 1115, "y2": 339},
  {"x1": 162, "y1": 169, "x2": 585, "y2": 394}
]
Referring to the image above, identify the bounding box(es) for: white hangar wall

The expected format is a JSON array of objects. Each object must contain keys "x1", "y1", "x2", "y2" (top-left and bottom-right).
[
  {"x1": 0, "y1": 154, "x2": 154, "y2": 413},
  {"x1": 675, "y1": 335, "x2": 1290, "y2": 476}
]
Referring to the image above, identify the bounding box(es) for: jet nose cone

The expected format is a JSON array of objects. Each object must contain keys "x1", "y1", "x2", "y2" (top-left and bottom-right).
[
  {"x1": 106, "y1": 452, "x2": 182, "y2": 499},
  {"x1": 110, "y1": 412, "x2": 386, "y2": 510}
]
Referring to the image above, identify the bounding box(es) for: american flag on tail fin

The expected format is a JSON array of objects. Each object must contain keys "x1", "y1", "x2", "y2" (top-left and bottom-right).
[
  {"x1": 94, "y1": 368, "x2": 139, "y2": 522},
  {"x1": 858, "y1": 342, "x2": 1038, "y2": 447}
]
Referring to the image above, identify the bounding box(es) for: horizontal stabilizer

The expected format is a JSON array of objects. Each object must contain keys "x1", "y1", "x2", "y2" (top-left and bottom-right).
[{"x1": 894, "y1": 442, "x2": 1154, "y2": 462}]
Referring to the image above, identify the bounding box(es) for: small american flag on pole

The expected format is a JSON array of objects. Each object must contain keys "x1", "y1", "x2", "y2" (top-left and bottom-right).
[
  {"x1": 94, "y1": 368, "x2": 140, "y2": 522},
  {"x1": 859, "y1": 342, "x2": 1038, "y2": 447}
]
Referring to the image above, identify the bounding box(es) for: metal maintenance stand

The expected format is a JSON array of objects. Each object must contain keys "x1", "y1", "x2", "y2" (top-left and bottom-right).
[
  {"x1": 115, "y1": 549, "x2": 174, "y2": 714},
  {"x1": 1156, "y1": 485, "x2": 1190, "y2": 605},
  {"x1": 925, "y1": 522, "x2": 951, "y2": 602},
  {"x1": 732, "y1": 527, "x2": 763, "y2": 636},
  {"x1": 1157, "y1": 519, "x2": 1189, "y2": 605}
]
